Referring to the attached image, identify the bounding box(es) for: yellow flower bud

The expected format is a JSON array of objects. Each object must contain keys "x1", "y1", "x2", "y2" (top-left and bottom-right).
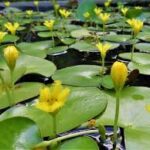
[
  {"x1": 83, "y1": 12, "x2": 90, "y2": 19},
  {"x1": 43, "y1": 20, "x2": 55, "y2": 31},
  {"x1": 96, "y1": 42, "x2": 111, "y2": 59},
  {"x1": 26, "y1": 10, "x2": 33, "y2": 16},
  {"x1": 94, "y1": 7, "x2": 102, "y2": 16},
  {"x1": 59, "y1": 9, "x2": 71, "y2": 18},
  {"x1": 121, "y1": 7, "x2": 128, "y2": 16},
  {"x1": 3, "y1": 46, "x2": 19, "y2": 70},
  {"x1": 4, "y1": 1, "x2": 10, "y2": 7},
  {"x1": 127, "y1": 19, "x2": 143, "y2": 36},
  {"x1": 111, "y1": 61, "x2": 128, "y2": 91},
  {"x1": 34, "y1": 0, "x2": 39, "y2": 6},
  {"x1": 4, "y1": 22, "x2": 20, "y2": 35},
  {"x1": 35, "y1": 80, "x2": 70, "y2": 113},
  {"x1": 99, "y1": 13, "x2": 110, "y2": 24},
  {"x1": 0, "y1": 32, "x2": 7, "y2": 43}
]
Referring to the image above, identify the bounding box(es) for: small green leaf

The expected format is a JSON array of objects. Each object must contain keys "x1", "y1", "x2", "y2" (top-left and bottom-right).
[
  {"x1": 0, "y1": 117, "x2": 42, "y2": 150},
  {"x1": 57, "y1": 136, "x2": 99, "y2": 150}
]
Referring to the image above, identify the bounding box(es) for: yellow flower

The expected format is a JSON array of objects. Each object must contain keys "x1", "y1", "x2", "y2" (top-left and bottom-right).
[
  {"x1": 96, "y1": 42, "x2": 111, "y2": 59},
  {"x1": 121, "y1": 7, "x2": 128, "y2": 16},
  {"x1": 99, "y1": 13, "x2": 110, "y2": 24},
  {"x1": 145, "y1": 104, "x2": 150, "y2": 113},
  {"x1": 59, "y1": 9, "x2": 71, "y2": 18},
  {"x1": 34, "y1": 0, "x2": 39, "y2": 6},
  {"x1": 26, "y1": 10, "x2": 33, "y2": 16},
  {"x1": 35, "y1": 80, "x2": 70, "y2": 113},
  {"x1": 111, "y1": 61, "x2": 128, "y2": 91},
  {"x1": 94, "y1": 7, "x2": 102, "y2": 16},
  {"x1": 127, "y1": 19, "x2": 143, "y2": 36},
  {"x1": 4, "y1": 45, "x2": 19, "y2": 70},
  {"x1": 83, "y1": 12, "x2": 90, "y2": 19},
  {"x1": 104, "y1": 0, "x2": 112, "y2": 7},
  {"x1": 4, "y1": 22, "x2": 20, "y2": 35},
  {"x1": 4, "y1": 1, "x2": 10, "y2": 7},
  {"x1": 43, "y1": 20, "x2": 55, "y2": 31},
  {"x1": 0, "y1": 32, "x2": 7, "y2": 43}
]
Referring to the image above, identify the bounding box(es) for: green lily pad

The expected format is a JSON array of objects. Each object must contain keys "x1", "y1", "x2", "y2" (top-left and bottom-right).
[
  {"x1": 102, "y1": 34, "x2": 131, "y2": 43},
  {"x1": 33, "y1": 25, "x2": 48, "y2": 31},
  {"x1": 128, "y1": 62, "x2": 150, "y2": 75},
  {"x1": 0, "y1": 54, "x2": 56, "y2": 77},
  {"x1": 52, "y1": 65, "x2": 102, "y2": 87},
  {"x1": 47, "y1": 46, "x2": 68, "y2": 55},
  {"x1": 97, "y1": 86, "x2": 150, "y2": 150},
  {"x1": 59, "y1": 38, "x2": 75, "y2": 45},
  {"x1": 38, "y1": 31, "x2": 69, "y2": 38},
  {"x1": 119, "y1": 52, "x2": 150, "y2": 65},
  {"x1": 71, "y1": 29, "x2": 92, "y2": 39},
  {"x1": 0, "y1": 82, "x2": 43, "y2": 109},
  {"x1": 0, "y1": 117, "x2": 42, "y2": 150},
  {"x1": 17, "y1": 40, "x2": 53, "y2": 58},
  {"x1": 70, "y1": 41, "x2": 119, "y2": 52},
  {"x1": 138, "y1": 32, "x2": 150, "y2": 42},
  {"x1": 135, "y1": 43, "x2": 150, "y2": 52},
  {"x1": 2, "y1": 34, "x2": 19, "y2": 43},
  {"x1": 0, "y1": 106, "x2": 53, "y2": 137},
  {"x1": 56, "y1": 87, "x2": 107, "y2": 133},
  {"x1": 57, "y1": 136, "x2": 99, "y2": 150}
]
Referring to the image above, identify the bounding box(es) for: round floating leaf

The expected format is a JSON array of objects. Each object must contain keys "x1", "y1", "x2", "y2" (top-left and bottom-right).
[
  {"x1": 2, "y1": 34, "x2": 19, "y2": 43},
  {"x1": 70, "y1": 41, "x2": 96, "y2": 52},
  {"x1": 71, "y1": 29, "x2": 92, "y2": 39},
  {"x1": 38, "y1": 31, "x2": 69, "y2": 38},
  {"x1": 59, "y1": 38, "x2": 75, "y2": 45},
  {"x1": 128, "y1": 62, "x2": 150, "y2": 75},
  {"x1": 101, "y1": 75, "x2": 114, "y2": 89},
  {"x1": 0, "y1": 106, "x2": 53, "y2": 137},
  {"x1": 56, "y1": 87, "x2": 107, "y2": 133},
  {"x1": 70, "y1": 41, "x2": 119, "y2": 52},
  {"x1": 98, "y1": 86, "x2": 150, "y2": 150},
  {"x1": 0, "y1": 54, "x2": 56, "y2": 77},
  {"x1": 135, "y1": 43, "x2": 150, "y2": 52},
  {"x1": 57, "y1": 136, "x2": 99, "y2": 150},
  {"x1": 138, "y1": 32, "x2": 150, "y2": 42},
  {"x1": 0, "y1": 82, "x2": 43, "y2": 109},
  {"x1": 102, "y1": 34, "x2": 131, "y2": 43},
  {"x1": 47, "y1": 46, "x2": 68, "y2": 55},
  {"x1": 119, "y1": 52, "x2": 150, "y2": 65},
  {"x1": 52, "y1": 65, "x2": 102, "y2": 87},
  {"x1": 17, "y1": 40, "x2": 53, "y2": 58},
  {"x1": 0, "y1": 117, "x2": 42, "y2": 150},
  {"x1": 33, "y1": 25, "x2": 48, "y2": 31}
]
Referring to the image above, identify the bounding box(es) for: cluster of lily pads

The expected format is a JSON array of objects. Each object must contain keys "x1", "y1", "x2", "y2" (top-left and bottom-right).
[{"x1": 0, "y1": 0, "x2": 150, "y2": 150}]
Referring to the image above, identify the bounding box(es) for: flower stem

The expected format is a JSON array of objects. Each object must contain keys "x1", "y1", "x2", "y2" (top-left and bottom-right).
[
  {"x1": 101, "y1": 57, "x2": 105, "y2": 75},
  {"x1": 131, "y1": 38, "x2": 135, "y2": 61},
  {"x1": 35, "y1": 129, "x2": 98, "y2": 148},
  {"x1": 113, "y1": 91, "x2": 120, "y2": 146}
]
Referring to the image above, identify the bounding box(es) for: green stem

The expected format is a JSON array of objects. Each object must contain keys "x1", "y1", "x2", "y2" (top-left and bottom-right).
[
  {"x1": 103, "y1": 23, "x2": 106, "y2": 40},
  {"x1": 34, "y1": 129, "x2": 98, "y2": 148},
  {"x1": 131, "y1": 37, "x2": 136, "y2": 61},
  {"x1": 113, "y1": 91, "x2": 120, "y2": 145},
  {"x1": 101, "y1": 57, "x2": 105, "y2": 75},
  {"x1": 51, "y1": 30, "x2": 55, "y2": 47}
]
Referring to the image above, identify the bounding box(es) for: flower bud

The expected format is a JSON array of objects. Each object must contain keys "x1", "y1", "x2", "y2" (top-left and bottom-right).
[
  {"x1": 4, "y1": 46, "x2": 19, "y2": 70},
  {"x1": 111, "y1": 61, "x2": 128, "y2": 91}
]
